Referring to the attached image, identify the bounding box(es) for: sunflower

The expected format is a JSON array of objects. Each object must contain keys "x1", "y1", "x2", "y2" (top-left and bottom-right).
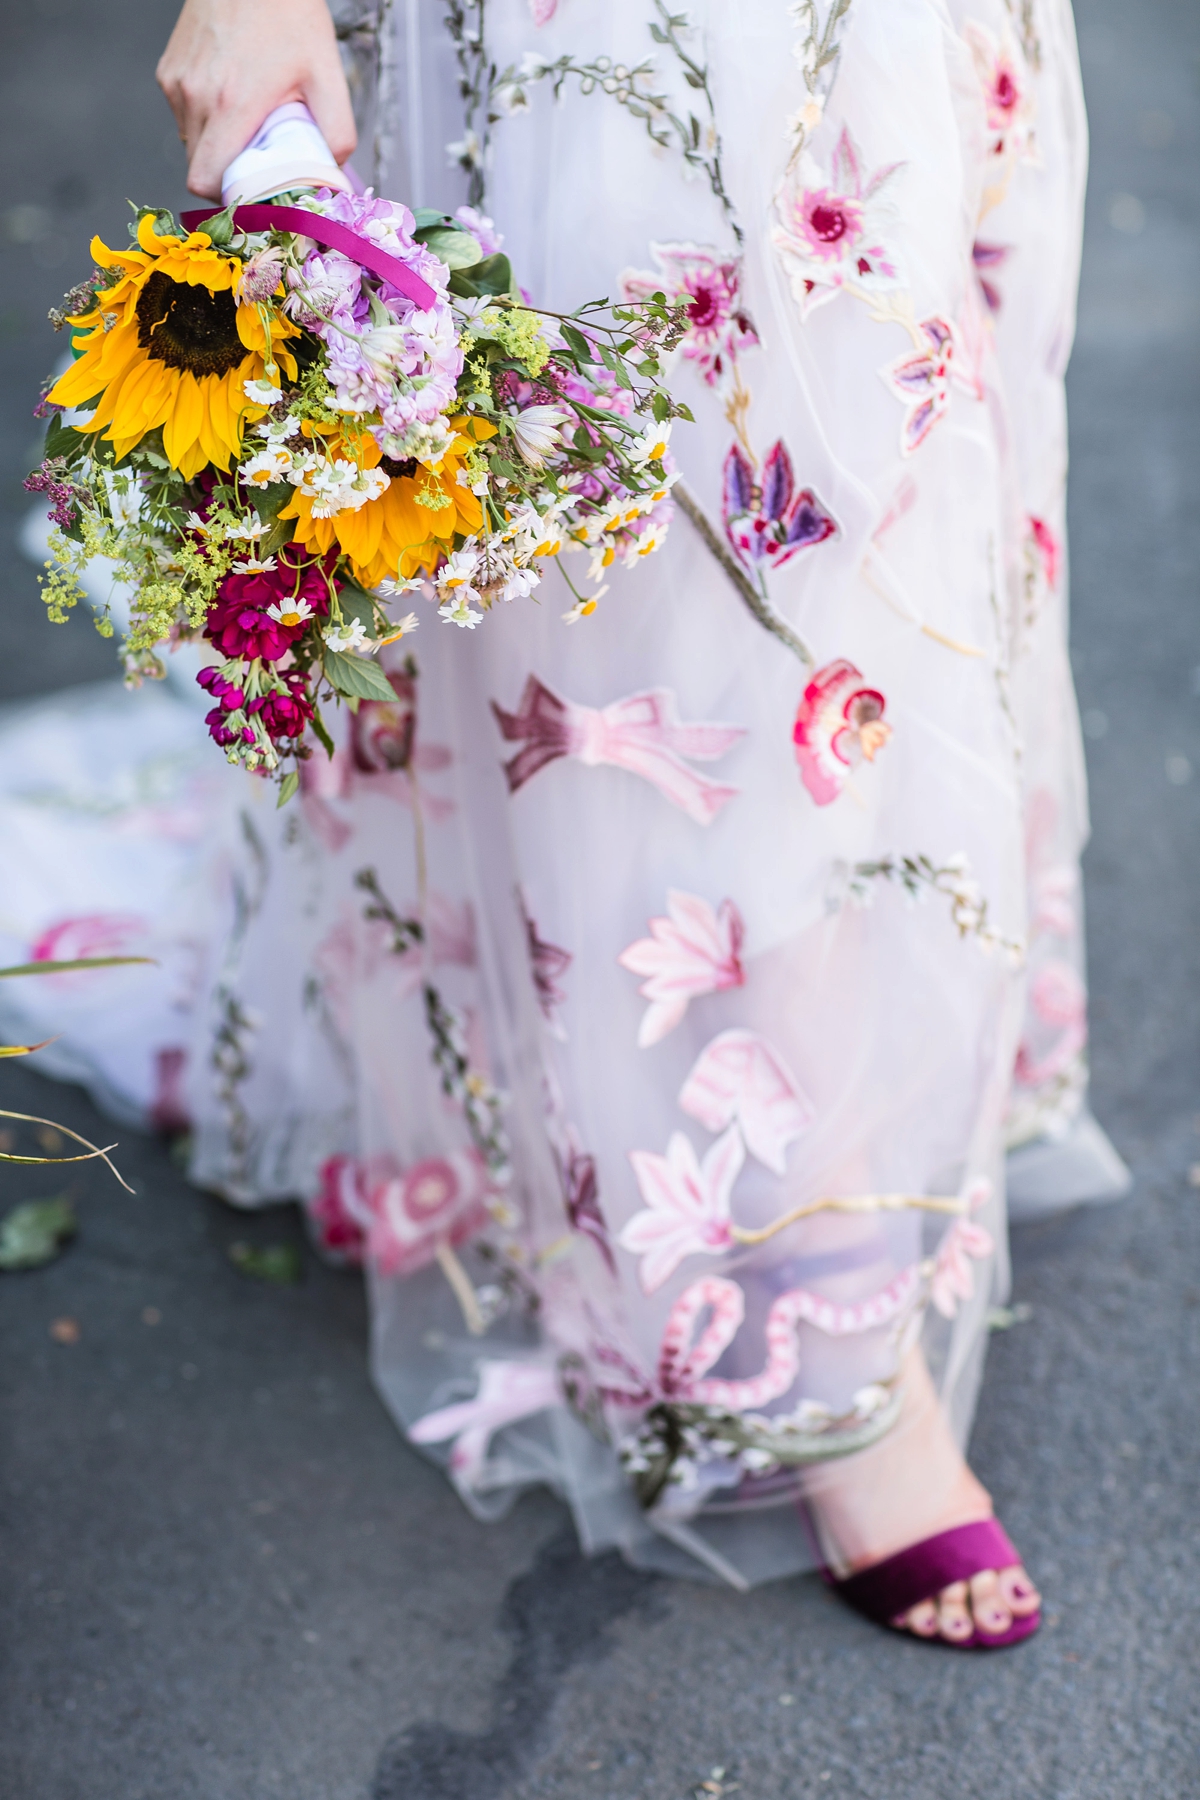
[
  {"x1": 49, "y1": 215, "x2": 298, "y2": 480},
  {"x1": 281, "y1": 418, "x2": 493, "y2": 589}
]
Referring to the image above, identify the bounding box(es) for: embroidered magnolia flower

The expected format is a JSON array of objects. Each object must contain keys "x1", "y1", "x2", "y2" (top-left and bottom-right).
[
  {"x1": 617, "y1": 890, "x2": 746, "y2": 1047},
  {"x1": 559, "y1": 1140, "x2": 614, "y2": 1271},
  {"x1": 771, "y1": 126, "x2": 905, "y2": 320},
  {"x1": 408, "y1": 1360, "x2": 560, "y2": 1489},
  {"x1": 793, "y1": 659, "x2": 891, "y2": 805},
  {"x1": 678, "y1": 1030, "x2": 814, "y2": 1175},
  {"x1": 368, "y1": 1149, "x2": 492, "y2": 1278},
  {"x1": 722, "y1": 439, "x2": 838, "y2": 571},
  {"x1": 963, "y1": 19, "x2": 1034, "y2": 162},
  {"x1": 619, "y1": 242, "x2": 760, "y2": 387},
  {"x1": 30, "y1": 912, "x2": 148, "y2": 971},
  {"x1": 622, "y1": 1126, "x2": 743, "y2": 1293},
  {"x1": 878, "y1": 316, "x2": 960, "y2": 455}
]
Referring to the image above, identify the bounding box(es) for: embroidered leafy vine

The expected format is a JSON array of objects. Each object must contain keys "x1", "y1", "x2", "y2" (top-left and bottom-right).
[
  {"x1": 845, "y1": 852, "x2": 1025, "y2": 964},
  {"x1": 354, "y1": 866, "x2": 513, "y2": 1182},
  {"x1": 785, "y1": 0, "x2": 854, "y2": 170}
]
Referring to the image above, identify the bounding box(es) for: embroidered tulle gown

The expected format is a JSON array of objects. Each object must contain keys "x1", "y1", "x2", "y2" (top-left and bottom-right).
[{"x1": 0, "y1": 0, "x2": 1128, "y2": 1584}]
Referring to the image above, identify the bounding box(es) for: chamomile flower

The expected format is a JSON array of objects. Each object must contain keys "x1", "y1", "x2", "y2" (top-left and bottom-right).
[
  {"x1": 438, "y1": 594, "x2": 483, "y2": 629},
  {"x1": 628, "y1": 420, "x2": 672, "y2": 467},
  {"x1": 562, "y1": 584, "x2": 608, "y2": 624},
  {"x1": 323, "y1": 617, "x2": 371, "y2": 653},
  {"x1": 244, "y1": 375, "x2": 284, "y2": 405},
  {"x1": 232, "y1": 552, "x2": 278, "y2": 574},
  {"x1": 376, "y1": 612, "x2": 420, "y2": 646},
  {"x1": 266, "y1": 595, "x2": 316, "y2": 629},
  {"x1": 437, "y1": 546, "x2": 481, "y2": 593},
  {"x1": 240, "y1": 446, "x2": 295, "y2": 487}
]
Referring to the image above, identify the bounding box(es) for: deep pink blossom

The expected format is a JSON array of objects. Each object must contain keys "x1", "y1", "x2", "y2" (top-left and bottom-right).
[{"x1": 204, "y1": 558, "x2": 331, "y2": 662}]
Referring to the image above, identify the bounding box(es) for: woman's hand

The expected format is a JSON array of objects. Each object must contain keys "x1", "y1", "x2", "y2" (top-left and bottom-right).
[{"x1": 157, "y1": 0, "x2": 357, "y2": 200}]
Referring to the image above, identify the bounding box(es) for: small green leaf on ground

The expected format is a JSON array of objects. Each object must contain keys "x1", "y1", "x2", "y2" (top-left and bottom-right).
[
  {"x1": 0, "y1": 1197, "x2": 77, "y2": 1270},
  {"x1": 228, "y1": 1241, "x2": 303, "y2": 1285}
]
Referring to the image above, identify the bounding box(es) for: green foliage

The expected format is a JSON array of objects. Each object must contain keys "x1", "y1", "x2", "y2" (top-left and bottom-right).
[{"x1": 0, "y1": 1198, "x2": 76, "y2": 1272}]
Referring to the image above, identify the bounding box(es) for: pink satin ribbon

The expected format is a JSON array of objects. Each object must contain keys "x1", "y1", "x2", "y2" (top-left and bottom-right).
[{"x1": 181, "y1": 203, "x2": 438, "y2": 312}]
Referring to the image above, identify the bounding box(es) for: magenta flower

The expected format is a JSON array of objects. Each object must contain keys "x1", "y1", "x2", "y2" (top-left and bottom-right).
[
  {"x1": 204, "y1": 559, "x2": 331, "y2": 662},
  {"x1": 622, "y1": 1126, "x2": 743, "y2": 1294},
  {"x1": 771, "y1": 127, "x2": 905, "y2": 320},
  {"x1": 879, "y1": 315, "x2": 959, "y2": 455},
  {"x1": 617, "y1": 890, "x2": 745, "y2": 1048},
  {"x1": 677, "y1": 1030, "x2": 814, "y2": 1175},
  {"x1": 722, "y1": 440, "x2": 838, "y2": 572},
  {"x1": 792, "y1": 659, "x2": 892, "y2": 806},
  {"x1": 620, "y1": 241, "x2": 759, "y2": 388},
  {"x1": 248, "y1": 670, "x2": 314, "y2": 743}
]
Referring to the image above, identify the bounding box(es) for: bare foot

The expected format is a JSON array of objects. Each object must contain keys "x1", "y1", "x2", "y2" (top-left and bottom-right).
[{"x1": 804, "y1": 1349, "x2": 1040, "y2": 1644}]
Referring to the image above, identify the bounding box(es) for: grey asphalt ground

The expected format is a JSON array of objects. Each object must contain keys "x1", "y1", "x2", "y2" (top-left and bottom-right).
[{"x1": 1, "y1": 2, "x2": 1198, "y2": 1797}]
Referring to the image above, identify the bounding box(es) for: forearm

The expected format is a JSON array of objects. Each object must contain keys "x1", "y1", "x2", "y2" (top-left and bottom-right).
[{"x1": 157, "y1": 0, "x2": 355, "y2": 200}]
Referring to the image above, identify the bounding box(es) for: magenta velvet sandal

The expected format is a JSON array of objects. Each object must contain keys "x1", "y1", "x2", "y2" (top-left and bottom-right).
[{"x1": 830, "y1": 1519, "x2": 1041, "y2": 1649}]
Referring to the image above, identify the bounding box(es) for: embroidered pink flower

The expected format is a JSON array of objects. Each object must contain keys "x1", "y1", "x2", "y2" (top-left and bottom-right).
[
  {"x1": 1014, "y1": 960, "x2": 1087, "y2": 1088},
  {"x1": 722, "y1": 440, "x2": 838, "y2": 572},
  {"x1": 30, "y1": 912, "x2": 149, "y2": 978},
  {"x1": 310, "y1": 1154, "x2": 371, "y2": 1264},
  {"x1": 972, "y1": 240, "x2": 1010, "y2": 314},
  {"x1": 1028, "y1": 516, "x2": 1060, "y2": 592},
  {"x1": 617, "y1": 890, "x2": 746, "y2": 1047},
  {"x1": 559, "y1": 1140, "x2": 614, "y2": 1272},
  {"x1": 520, "y1": 894, "x2": 571, "y2": 1025},
  {"x1": 880, "y1": 315, "x2": 960, "y2": 455},
  {"x1": 409, "y1": 1360, "x2": 560, "y2": 1488},
  {"x1": 622, "y1": 1126, "x2": 743, "y2": 1293},
  {"x1": 963, "y1": 19, "x2": 1034, "y2": 161},
  {"x1": 930, "y1": 1217, "x2": 995, "y2": 1318},
  {"x1": 771, "y1": 127, "x2": 905, "y2": 320},
  {"x1": 620, "y1": 242, "x2": 759, "y2": 388},
  {"x1": 367, "y1": 1149, "x2": 493, "y2": 1278},
  {"x1": 527, "y1": 0, "x2": 557, "y2": 22},
  {"x1": 792, "y1": 659, "x2": 892, "y2": 806},
  {"x1": 678, "y1": 1030, "x2": 814, "y2": 1174}
]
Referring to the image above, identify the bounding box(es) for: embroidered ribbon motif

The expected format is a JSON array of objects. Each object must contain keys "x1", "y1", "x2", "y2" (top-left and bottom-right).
[
  {"x1": 491, "y1": 676, "x2": 745, "y2": 825},
  {"x1": 181, "y1": 204, "x2": 438, "y2": 312},
  {"x1": 408, "y1": 1360, "x2": 560, "y2": 1485}
]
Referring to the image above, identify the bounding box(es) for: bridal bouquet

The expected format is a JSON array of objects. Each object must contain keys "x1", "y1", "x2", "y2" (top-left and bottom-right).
[{"x1": 27, "y1": 190, "x2": 686, "y2": 796}]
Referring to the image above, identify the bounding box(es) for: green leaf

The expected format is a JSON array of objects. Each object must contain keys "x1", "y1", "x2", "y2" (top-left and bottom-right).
[
  {"x1": 337, "y1": 577, "x2": 380, "y2": 629},
  {"x1": 311, "y1": 703, "x2": 336, "y2": 760},
  {"x1": 323, "y1": 649, "x2": 397, "y2": 704},
  {"x1": 561, "y1": 324, "x2": 593, "y2": 361},
  {"x1": 448, "y1": 253, "x2": 516, "y2": 299},
  {"x1": 228, "y1": 1241, "x2": 303, "y2": 1285},
  {"x1": 652, "y1": 390, "x2": 671, "y2": 424},
  {"x1": 276, "y1": 769, "x2": 300, "y2": 809},
  {"x1": 0, "y1": 956, "x2": 155, "y2": 978},
  {"x1": 42, "y1": 412, "x2": 85, "y2": 463},
  {"x1": 412, "y1": 208, "x2": 452, "y2": 231},
  {"x1": 0, "y1": 1198, "x2": 76, "y2": 1272},
  {"x1": 415, "y1": 225, "x2": 483, "y2": 269}
]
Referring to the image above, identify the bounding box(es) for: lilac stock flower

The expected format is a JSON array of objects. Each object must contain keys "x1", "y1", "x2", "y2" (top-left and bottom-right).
[
  {"x1": 286, "y1": 190, "x2": 462, "y2": 448},
  {"x1": 25, "y1": 459, "x2": 80, "y2": 530}
]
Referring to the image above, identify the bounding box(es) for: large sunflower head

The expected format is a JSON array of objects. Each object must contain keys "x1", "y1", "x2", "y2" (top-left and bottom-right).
[{"x1": 48, "y1": 215, "x2": 298, "y2": 480}]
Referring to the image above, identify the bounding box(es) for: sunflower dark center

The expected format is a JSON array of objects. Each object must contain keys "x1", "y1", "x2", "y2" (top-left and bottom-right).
[
  {"x1": 380, "y1": 455, "x2": 419, "y2": 479},
  {"x1": 135, "y1": 270, "x2": 244, "y2": 378}
]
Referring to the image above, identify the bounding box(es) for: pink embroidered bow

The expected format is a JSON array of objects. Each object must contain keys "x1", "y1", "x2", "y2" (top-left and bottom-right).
[{"x1": 492, "y1": 676, "x2": 744, "y2": 825}]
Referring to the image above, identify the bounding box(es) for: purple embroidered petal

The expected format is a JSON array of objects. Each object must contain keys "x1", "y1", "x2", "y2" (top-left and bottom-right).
[
  {"x1": 722, "y1": 442, "x2": 756, "y2": 528},
  {"x1": 761, "y1": 440, "x2": 795, "y2": 525}
]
